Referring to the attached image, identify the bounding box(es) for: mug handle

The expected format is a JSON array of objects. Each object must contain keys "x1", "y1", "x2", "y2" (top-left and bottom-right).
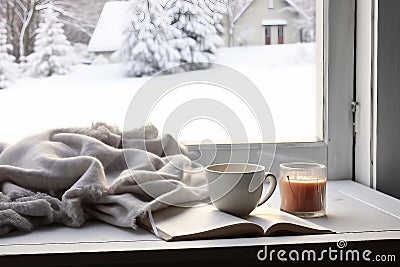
[{"x1": 257, "y1": 173, "x2": 277, "y2": 207}]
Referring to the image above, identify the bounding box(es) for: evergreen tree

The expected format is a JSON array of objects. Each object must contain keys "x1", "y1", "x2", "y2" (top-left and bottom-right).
[
  {"x1": 26, "y1": 6, "x2": 76, "y2": 77},
  {"x1": 0, "y1": 18, "x2": 18, "y2": 89},
  {"x1": 114, "y1": 0, "x2": 181, "y2": 77},
  {"x1": 172, "y1": 0, "x2": 224, "y2": 70},
  {"x1": 116, "y1": 0, "x2": 224, "y2": 77}
]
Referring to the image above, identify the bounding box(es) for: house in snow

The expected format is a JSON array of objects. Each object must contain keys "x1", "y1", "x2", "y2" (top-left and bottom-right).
[
  {"x1": 229, "y1": 0, "x2": 312, "y2": 46},
  {"x1": 88, "y1": 0, "x2": 311, "y2": 60},
  {"x1": 87, "y1": 1, "x2": 130, "y2": 61}
]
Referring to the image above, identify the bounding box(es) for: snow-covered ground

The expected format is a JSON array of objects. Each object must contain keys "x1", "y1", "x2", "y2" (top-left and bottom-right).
[{"x1": 0, "y1": 43, "x2": 322, "y2": 145}]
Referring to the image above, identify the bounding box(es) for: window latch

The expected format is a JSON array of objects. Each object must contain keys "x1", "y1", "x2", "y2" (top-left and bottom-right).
[
  {"x1": 351, "y1": 101, "x2": 360, "y2": 137},
  {"x1": 351, "y1": 101, "x2": 359, "y2": 113}
]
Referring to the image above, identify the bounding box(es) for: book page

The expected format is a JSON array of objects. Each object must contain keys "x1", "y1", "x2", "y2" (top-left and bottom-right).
[
  {"x1": 151, "y1": 204, "x2": 264, "y2": 241},
  {"x1": 245, "y1": 205, "x2": 332, "y2": 235}
]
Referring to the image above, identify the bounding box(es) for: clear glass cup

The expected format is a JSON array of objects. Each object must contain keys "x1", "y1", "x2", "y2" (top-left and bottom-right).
[{"x1": 279, "y1": 162, "x2": 327, "y2": 218}]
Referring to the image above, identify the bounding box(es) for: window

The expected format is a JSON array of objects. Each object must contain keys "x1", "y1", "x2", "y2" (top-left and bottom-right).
[
  {"x1": 0, "y1": 0, "x2": 356, "y2": 180},
  {"x1": 278, "y1": 25, "x2": 284, "y2": 44},
  {"x1": 1, "y1": 0, "x2": 320, "y2": 144},
  {"x1": 265, "y1": 26, "x2": 272, "y2": 45},
  {"x1": 261, "y1": 19, "x2": 287, "y2": 45}
]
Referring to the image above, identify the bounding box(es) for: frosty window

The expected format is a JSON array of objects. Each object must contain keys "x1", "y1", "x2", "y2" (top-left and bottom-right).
[{"x1": 0, "y1": 0, "x2": 320, "y2": 145}]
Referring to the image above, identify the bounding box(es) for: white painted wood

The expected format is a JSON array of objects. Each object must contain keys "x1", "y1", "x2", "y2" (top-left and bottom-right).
[
  {"x1": 326, "y1": 0, "x2": 356, "y2": 180},
  {"x1": 1, "y1": 231, "x2": 399, "y2": 257},
  {"x1": 316, "y1": 0, "x2": 324, "y2": 142},
  {"x1": 191, "y1": 142, "x2": 327, "y2": 181},
  {"x1": 355, "y1": 0, "x2": 374, "y2": 187},
  {"x1": 306, "y1": 181, "x2": 400, "y2": 233},
  {"x1": 0, "y1": 222, "x2": 159, "y2": 246},
  {"x1": 372, "y1": 0, "x2": 378, "y2": 190},
  {"x1": 0, "y1": 181, "x2": 399, "y2": 256}
]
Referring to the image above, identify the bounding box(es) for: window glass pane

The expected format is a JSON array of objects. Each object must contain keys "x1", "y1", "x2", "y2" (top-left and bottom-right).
[
  {"x1": 0, "y1": 0, "x2": 321, "y2": 145},
  {"x1": 278, "y1": 25, "x2": 284, "y2": 44},
  {"x1": 265, "y1": 26, "x2": 272, "y2": 45}
]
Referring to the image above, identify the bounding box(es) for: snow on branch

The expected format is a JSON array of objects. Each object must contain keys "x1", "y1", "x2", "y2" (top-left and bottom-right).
[
  {"x1": 26, "y1": 7, "x2": 76, "y2": 77},
  {"x1": 115, "y1": 0, "x2": 224, "y2": 77},
  {"x1": 0, "y1": 19, "x2": 19, "y2": 89}
]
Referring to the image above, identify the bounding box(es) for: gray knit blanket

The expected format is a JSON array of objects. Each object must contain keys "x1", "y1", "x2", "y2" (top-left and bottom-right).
[{"x1": 0, "y1": 123, "x2": 208, "y2": 236}]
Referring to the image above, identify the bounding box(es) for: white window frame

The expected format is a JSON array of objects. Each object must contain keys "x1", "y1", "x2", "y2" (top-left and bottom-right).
[
  {"x1": 355, "y1": 0, "x2": 400, "y2": 199},
  {"x1": 325, "y1": 0, "x2": 356, "y2": 180},
  {"x1": 189, "y1": 0, "x2": 356, "y2": 181},
  {"x1": 354, "y1": 0, "x2": 375, "y2": 187}
]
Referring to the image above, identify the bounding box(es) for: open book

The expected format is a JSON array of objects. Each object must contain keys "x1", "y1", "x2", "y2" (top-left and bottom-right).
[{"x1": 139, "y1": 204, "x2": 333, "y2": 241}]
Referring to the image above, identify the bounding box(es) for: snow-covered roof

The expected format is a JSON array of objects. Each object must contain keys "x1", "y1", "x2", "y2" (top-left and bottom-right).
[
  {"x1": 261, "y1": 19, "x2": 288, "y2": 26},
  {"x1": 87, "y1": 1, "x2": 131, "y2": 52},
  {"x1": 234, "y1": 0, "x2": 311, "y2": 23}
]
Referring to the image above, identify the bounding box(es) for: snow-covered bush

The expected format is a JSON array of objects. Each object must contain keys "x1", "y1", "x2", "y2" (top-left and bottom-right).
[
  {"x1": 286, "y1": 0, "x2": 316, "y2": 43},
  {"x1": 91, "y1": 54, "x2": 110, "y2": 65},
  {"x1": 172, "y1": 0, "x2": 224, "y2": 70},
  {"x1": 0, "y1": 19, "x2": 18, "y2": 89},
  {"x1": 114, "y1": 0, "x2": 181, "y2": 77},
  {"x1": 236, "y1": 27, "x2": 254, "y2": 47},
  {"x1": 26, "y1": 7, "x2": 76, "y2": 77},
  {"x1": 73, "y1": 42, "x2": 95, "y2": 65}
]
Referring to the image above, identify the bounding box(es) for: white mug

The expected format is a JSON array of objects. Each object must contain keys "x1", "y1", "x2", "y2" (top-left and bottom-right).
[{"x1": 206, "y1": 163, "x2": 277, "y2": 217}]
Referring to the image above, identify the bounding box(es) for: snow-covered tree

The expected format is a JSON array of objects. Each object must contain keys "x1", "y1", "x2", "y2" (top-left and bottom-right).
[
  {"x1": 171, "y1": 0, "x2": 224, "y2": 70},
  {"x1": 0, "y1": 0, "x2": 98, "y2": 61},
  {"x1": 0, "y1": 18, "x2": 18, "y2": 89},
  {"x1": 26, "y1": 6, "x2": 76, "y2": 77},
  {"x1": 235, "y1": 27, "x2": 254, "y2": 46},
  {"x1": 217, "y1": 0, "x2": 251, "y2": 47},
  {"x1": 116, "y1": 0, "x2": 224, "y2": 76},
  {"x1": 115, "y1": 0, "x2": 181, "y2": 77},
  {"x1": 286, "y1": 0, "x2": 316, "y2": 42}
]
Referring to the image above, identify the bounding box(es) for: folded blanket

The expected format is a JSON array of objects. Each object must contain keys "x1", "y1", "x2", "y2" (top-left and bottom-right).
[{"x1": 0, "y1": 123, "x2": 208, "y2": 236}]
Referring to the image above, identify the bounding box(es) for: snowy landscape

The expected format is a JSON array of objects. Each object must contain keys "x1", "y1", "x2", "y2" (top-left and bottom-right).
[
  {"x1": 0, "y1": 0, "x2": 320, "y2": 145},
  {"x1": 0, "y1": 43, "x2": 320, "y2": 145}
]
